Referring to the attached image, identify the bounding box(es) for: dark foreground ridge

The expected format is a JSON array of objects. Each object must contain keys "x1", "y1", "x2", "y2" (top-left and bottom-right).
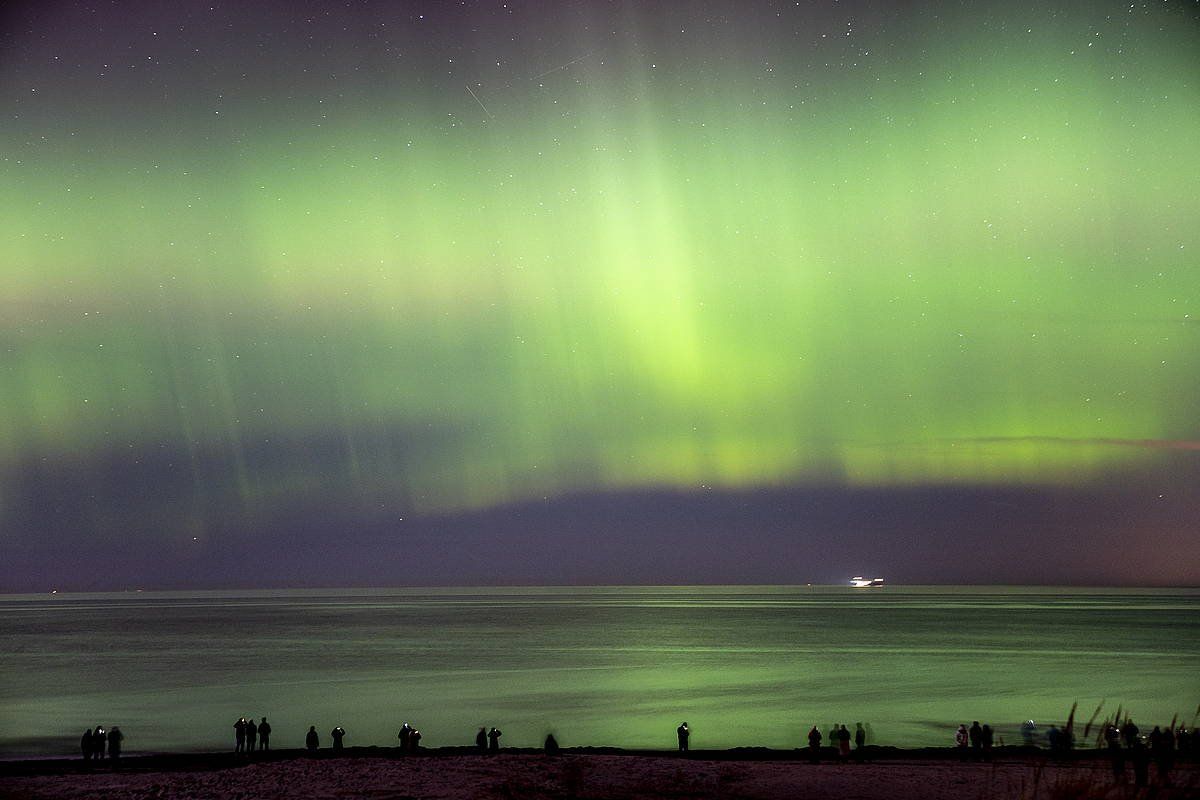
[{"x1": 0, "y1": 744, "x2": 1152, "y2": 778}]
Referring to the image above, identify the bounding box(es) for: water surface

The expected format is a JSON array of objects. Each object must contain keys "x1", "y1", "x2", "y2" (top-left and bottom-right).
[{"x1": 1, "y1": 586, "x2": 1196, "y2": 756}]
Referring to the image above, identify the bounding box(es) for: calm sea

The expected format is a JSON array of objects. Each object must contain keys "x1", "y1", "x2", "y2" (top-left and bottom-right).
[{"x1": 1, "y1": 586, "x2": 1196, "y2": 757}]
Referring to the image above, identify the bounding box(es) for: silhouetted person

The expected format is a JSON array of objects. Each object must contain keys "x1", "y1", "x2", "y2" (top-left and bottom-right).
[
  {"x1": 488, "y1": 727, "x2": 502, "y2": 753},
  {"x1": 81, "y1": 729, "x2": 93, "y2": 761},
  {"x1": 399, "y1": 722, "x2": 412, "y2": 751},
  {"x1": 107, "y1": 726, "x2": 123, "y2": 760},
  {"x1": 306, "y1": 726, "x2": 319, "y2": 752},
  {"x1": 410, "y1": 729, "x2": 421, "y2": 751},
  {"x1": 1020, "y1": 719, "x2": 1037, "y2": 746},
  {"x1": 234, "y1": 717, "x2": 246, "y2": 753},
  {"x1": 1131, "y1": 740, "x2": 1149, "y2": 787},
  {"x1": 258, "y1": 717, "x2": 271, "y2": 750},
  {"x1": 1105, "y1": 724, "x2": 1126, "y2": 783},
  {"x1": 1046, "y1": 725, "x2": 1061, "y2": 753},
  {"x1": 837, "y1": 725, "x2": 851, "y2": 760},
  {"x1": 864, "y1": 722, "x2": 875, "y2": 745},
  {"x1": 981, "y1": 724, "x2": 994, "y2": 760},
  {"x1": 854, "y1": 723, "x2": 866, "y2": 762},
  {"x1": 545, "y1": 733, "x2": 560, "y2": 756},
  {"x1": 677, "y1": 722, "x2": 690, "y2": 752},
  {"x1": 969, "y1": 721, "x2": 982, "y2": 757},
  {"x1": 93, "y1": 725, "x2": 106, "y2": 760},
  {"x1": 1122, "y1": 719, "x2": 1139, "y2": 749},
  {"x1": 331, "y1": 726, "x2": 345, "y2": 751},
  {"x1": 1153, "y1": 726, "x2": 1174, "y2": 786},
  {"x1": 807, "y1": 726, "x2": 822, "y2": 763},
  {"x1": 955, "y1": 724, "x2": 969, "y2": 759},
  {"x1": 476, "y1": 727, "x2": 487, "y2": 754},
  {"x1": 246, "y1": 717, "x2": 258, "y2": 752}
]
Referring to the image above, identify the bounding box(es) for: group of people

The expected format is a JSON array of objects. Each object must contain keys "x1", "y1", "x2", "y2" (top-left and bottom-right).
[
  {"x1": 83, "y1": 715, "x2": 1196, "y2": 766},
  {"x1": 681, "y1": 721, "x2": 874, "y2": 761},
  {"x1": 475, "y1": 727, "x2": 503, "y2": 753},
  {"x1": 804, "y1": 723, "x2": 869, "y2": 761},
  {"x1": 303, "y1": 726, "x2": 347, "y2": 751},
  {"x1": 254, "y1": 721, "x2": 495, "y2": 755},
  {"x1": 954, "y1": 721, "x2": 996, "y2": 759},
  {"x1": 80, "y1": 726, "x2": 122, "y2": 761},
  {"x1": 397, "y1": 723, "x2": 422, "y2": 752},
  {"x1": 233, "y1": 717, "x2": 272, "y2": 753},
  {"x1": 1102, "y1": 720, "x2": 1191, "y2": 787},
  {"x1": 681, "y1": 721, "x2": 878, "y2": 761}
]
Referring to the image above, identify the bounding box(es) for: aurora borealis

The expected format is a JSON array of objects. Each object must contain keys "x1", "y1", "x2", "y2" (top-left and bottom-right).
[{"x1": 2, "y1": 1, "x2": 1198, "y2": 589}]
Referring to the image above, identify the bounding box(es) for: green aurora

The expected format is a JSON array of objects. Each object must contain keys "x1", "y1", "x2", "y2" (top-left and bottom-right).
[{"x1": 1, "y1": 2, "x2": 1198, "y2": 533}]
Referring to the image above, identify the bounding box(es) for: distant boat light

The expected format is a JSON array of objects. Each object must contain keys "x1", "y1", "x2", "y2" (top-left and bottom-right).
[{"x1": 850, "y1": 576, "x2": 885, "y2": 587}]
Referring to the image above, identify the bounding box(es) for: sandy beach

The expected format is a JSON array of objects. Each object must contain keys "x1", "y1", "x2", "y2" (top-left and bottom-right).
[{"x1": 2, "y1": 749, "x2": 1195, "y2": 800}]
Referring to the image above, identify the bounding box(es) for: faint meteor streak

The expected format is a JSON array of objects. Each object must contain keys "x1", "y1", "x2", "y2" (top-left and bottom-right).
[
  {"x1": 530, "y1": 52, "x2": 594, "y2": 81},
  {"x1": 964, "y1": 436, "x2": 1200, "y2": 451},
  {"x1": 463, "y1": 52, "x2": 595, "y2": 119},
  {"x1": 465, "y1": 83, "x2": 493, "y2": 119}
]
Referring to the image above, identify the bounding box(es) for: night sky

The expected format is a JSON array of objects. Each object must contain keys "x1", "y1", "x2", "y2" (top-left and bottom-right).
[{"x1": 2, "y1": 1, "x2": 1198, "y2": 591}]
